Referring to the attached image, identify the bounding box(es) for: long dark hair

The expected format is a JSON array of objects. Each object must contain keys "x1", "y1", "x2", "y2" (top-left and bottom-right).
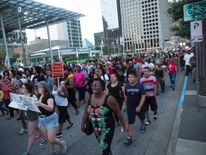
[{"x1": 23, "y1": 83, "x2": 34, "y2": 94}]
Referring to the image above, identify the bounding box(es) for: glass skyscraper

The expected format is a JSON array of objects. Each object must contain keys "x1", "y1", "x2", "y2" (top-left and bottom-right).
[{"x1": 120, "y1": 0, "x2": 171, "y2": 51}]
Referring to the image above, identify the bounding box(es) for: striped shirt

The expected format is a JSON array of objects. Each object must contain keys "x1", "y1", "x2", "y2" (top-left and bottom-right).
[{"x1": 140, "y1": 75, "x2": 157, "y2": 96}]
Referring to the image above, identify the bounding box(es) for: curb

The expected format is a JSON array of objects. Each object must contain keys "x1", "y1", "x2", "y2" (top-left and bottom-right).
[{"x1": 166, "y1": 76, "x2": 188, "y2": 155}]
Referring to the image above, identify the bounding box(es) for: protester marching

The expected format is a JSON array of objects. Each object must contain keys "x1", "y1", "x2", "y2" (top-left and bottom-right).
[{"x1": 0, "y1": 48, "x2": 196, "y2": 155}]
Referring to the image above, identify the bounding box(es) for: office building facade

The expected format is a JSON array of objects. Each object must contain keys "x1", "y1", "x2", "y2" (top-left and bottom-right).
[
  {"x1": 93, "y1": 0, "x2": 121, "y2": 53},
  {"x1": 67, "y1": 19, "x2": 82, "y2": 48},
  {"x1": 120, "y1": 0, "x2": 171, "y2": 51},
  {"x1": 32, "y1": 19, "x2": 82, "y2": 48}
]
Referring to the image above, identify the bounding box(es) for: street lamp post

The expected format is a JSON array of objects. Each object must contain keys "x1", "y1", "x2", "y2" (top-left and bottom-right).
[
  {"x1": 76, "y1": 48, "x2": 79, "y2": 62},
  {"x1": 0, "y1": 16, "x2": 10, "y2": 68},
  {"x1": 17, "y1": 7, "x2": 27, "y2": 66},
  {"x1": 100, "y1": 40, "x2": 104, "y2": 56}
]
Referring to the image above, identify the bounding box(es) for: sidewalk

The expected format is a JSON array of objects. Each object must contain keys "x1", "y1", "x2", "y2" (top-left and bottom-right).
[
  {"x1": 167, "y1": 75, "x2": 206, "y2": 155},
  {"x1": 176, "y1": 76, "x2": 206, "y2": 155}
]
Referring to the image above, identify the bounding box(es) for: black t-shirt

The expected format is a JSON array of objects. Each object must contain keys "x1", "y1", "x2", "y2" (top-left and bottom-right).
[
  {"x1": 39, "y1": 94, "x2": 55, "y2": 116},
  {"x1": 107, "y1": 82, "x2": 124, "y2": 102},
  {"x1": 155, "y1": 68, "x2": 164, "y2": 78},
  {"x1": 125, "y1": 82, "x2": 145, "y2": 107}
]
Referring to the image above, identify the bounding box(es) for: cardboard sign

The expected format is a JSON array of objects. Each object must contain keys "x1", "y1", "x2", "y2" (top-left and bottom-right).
[
  {"x1": 9, "y1": 93, "x2": 41, "y2": 113},
  {"x1": 0, "y1": 79, "x2": 17, "y2": 92},
  {"x1": 52, "y1": 62, "x2": 64, "y2": 78}
]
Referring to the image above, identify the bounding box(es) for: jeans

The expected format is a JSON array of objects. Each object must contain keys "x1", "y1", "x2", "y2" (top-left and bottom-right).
[
  {"x1": 38, "y1": 112, "x2": 59, "y2": 129},
  {"x1": 169, "y1": 73, "x2": 176, "y2": 86}
]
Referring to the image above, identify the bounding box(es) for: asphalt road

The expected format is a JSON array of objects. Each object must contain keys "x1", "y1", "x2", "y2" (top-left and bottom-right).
[{"x1": 0, "y1": 73, "x2": 184, "y2": 155}]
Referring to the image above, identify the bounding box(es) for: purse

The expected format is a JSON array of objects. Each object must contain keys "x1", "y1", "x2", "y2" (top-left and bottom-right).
[{"x1": 84, "y1": 118, "x2": 94, "y2": 136}]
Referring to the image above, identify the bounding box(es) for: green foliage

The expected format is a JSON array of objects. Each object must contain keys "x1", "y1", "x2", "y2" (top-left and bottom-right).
[
  {"x1": 168, "y1": 1, "x2": 185, "y2": 21},
  {"x1": 168, "y1": 0, "x2": 203, "y2": 38},
  {"x1": 94, "y1": 46, "x2": 101, "y2": 50}
]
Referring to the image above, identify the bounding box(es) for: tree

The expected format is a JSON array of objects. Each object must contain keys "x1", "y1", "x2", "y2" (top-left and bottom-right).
[
  {"x1": 168, "y1": 0, "x2": 203, "y2": 38},
  {"x1": 94, "y1": 46, "x2": 101, "y2": 50}
]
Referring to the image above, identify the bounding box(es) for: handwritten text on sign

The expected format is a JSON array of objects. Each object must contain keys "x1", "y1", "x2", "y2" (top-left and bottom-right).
[
  {"x1": 52, "y1": 62, "x2": 64, "y2": 78},
  {"x1": 9, "y1": 93, "x2": 41, "y2": 113}
]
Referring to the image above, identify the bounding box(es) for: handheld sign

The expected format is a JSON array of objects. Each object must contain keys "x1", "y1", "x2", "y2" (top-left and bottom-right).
[
  {"x1": 9, "y1": 93, "x2": 41, "y2": 113},
  {"x1": 0, "y1": 79, "x2": 17, "y2": 92},
  {"x1": 52, "y1": 62, "x2": 64, "y2": 78}
]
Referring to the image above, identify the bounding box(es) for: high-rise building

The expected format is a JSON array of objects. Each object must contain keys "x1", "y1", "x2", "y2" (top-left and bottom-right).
[
  {"x1": 120, "y1": 0, "x2": 171, "y2": 51},
  {"x1": 32, "y1": 20, "x2": 82, "y2": 48},
  {"x1": 100, "y1": 0, "x2": 119, "y2": 30},
  {"x1": 67, "y1": 20, "x2": 82, "y2": 48},
  {"x1": 93, "y1": 0, "x2": 121, "y2": 53}
]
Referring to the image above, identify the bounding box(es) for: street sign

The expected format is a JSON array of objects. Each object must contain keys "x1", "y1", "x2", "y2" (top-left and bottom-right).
[
  {"x1": 190, "y1": 20, "x2": 203, "y2": 42},
  {"x1": 184, "y1": 1, "x2": 206, "y2": 21}
]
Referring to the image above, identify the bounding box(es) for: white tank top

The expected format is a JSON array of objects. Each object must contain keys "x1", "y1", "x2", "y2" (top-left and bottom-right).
[{"x1": 52, "y1": 90, "x2": 68, "y2": 107}]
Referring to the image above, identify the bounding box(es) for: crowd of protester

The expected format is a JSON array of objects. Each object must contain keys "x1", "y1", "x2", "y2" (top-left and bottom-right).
[{"x1": 0, "y1": 48, "x2": 196, "y2": 155}]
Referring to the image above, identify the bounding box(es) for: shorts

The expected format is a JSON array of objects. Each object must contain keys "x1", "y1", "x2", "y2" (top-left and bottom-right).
[
  {"x1": 38, "y1": 112, "x2": 58, "y2": 129},
  {"x1": 26, "y1": 110, "x2": 39, "y2": 121},
  {"x1": 127, "y1": 104, "x2": 145, "y2": 124},
  {"x1": 57, "y1": 106, "x2": 70, "y2": 123},
  {"x1": 145, "y1": 96, "x2": 158, "y2": 112}
]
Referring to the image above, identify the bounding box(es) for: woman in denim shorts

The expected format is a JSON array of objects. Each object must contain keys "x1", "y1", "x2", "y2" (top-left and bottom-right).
[
  {"x1": 36, "y1": 81, "x2": 67, "y2": 155},
  {"x1": 21, "y1": 83, "x2": 39, "y2": 155}
]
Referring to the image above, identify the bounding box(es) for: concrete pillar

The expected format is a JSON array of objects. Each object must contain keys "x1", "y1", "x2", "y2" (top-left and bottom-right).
[
  {"x1": 0, "y1": 16, "x2": 10, "y2": 67},
  {"x1": 46, "y1": 20, "x2": 53, "y2": 63},
  {"x1": 197, "y1": 18, "x2": 206, "y2": 107},
  {"x1": 18, "y1": 17, "x2": 27, "y2": 66}
]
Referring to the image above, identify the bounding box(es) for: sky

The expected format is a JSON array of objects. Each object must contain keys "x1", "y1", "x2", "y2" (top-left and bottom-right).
[{"x1": 32, "y1": 0, "x2": 103, "y2": 44}]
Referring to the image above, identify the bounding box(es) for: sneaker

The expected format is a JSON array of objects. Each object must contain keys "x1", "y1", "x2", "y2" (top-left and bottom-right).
[
  {"x1": 39, "y1": 138, "x2": 47, "y2": 146},
  {"x1": 56, "y1": 133, "x2": 63, "y2": 138},
  {"x1": 140, "y1": 125, "x2": 146, "y2": 133},
  {"x1": 66, "y1": 123, "x2": 75, "y2": 129},
  {"x1": 60, "y1": 140, "x2": 67, "y2": 154},
  {"x1": 154, "y1": 114, "x2": 158, "y2": 120},
  {"x1": 145, "y1": 120, "x2": 151, "y2": 126},
  {"x1": 124, "y1": 136, "x2": 133, "y2": 145},
  {"x1": 18, "y1": 128, "x2": 28, "y2": 135}
]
